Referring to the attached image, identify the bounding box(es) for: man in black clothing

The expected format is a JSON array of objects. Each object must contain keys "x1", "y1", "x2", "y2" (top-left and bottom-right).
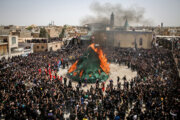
[
  {"x1": 117, "y1": 76, "x2": 120, "y2": 83},
  {"x1": 64, "y1": 77, "x2": 67, "y2": 86}
]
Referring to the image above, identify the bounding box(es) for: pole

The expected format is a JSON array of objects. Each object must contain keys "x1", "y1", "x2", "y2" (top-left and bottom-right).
[{"x1": 171, "y1": 38, "x2": 173, "y2": 52}]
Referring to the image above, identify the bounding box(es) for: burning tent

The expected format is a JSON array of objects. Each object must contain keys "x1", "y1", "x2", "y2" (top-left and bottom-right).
[{"x1": 68, "y1": 43, "x2": 110, "y2": 83}]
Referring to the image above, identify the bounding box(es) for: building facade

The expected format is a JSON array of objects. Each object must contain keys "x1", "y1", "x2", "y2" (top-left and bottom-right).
[
  {"x1": 93, "y1": 30, "x2": 153, "y2": 49},
  {"x1": 0, "y1": 35, "x2": 19, "y2": 59},
  {"x1": 33, "y1": 41, "x2": 64, "y2": 52},
  {"x1": 45, "y1": 26, "x2": 62, "y2": 38}
]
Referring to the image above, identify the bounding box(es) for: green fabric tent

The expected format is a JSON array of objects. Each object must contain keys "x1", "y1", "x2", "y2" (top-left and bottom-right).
[{"x1": 67, "y1": 46, "x2": 109, "y2": 83}]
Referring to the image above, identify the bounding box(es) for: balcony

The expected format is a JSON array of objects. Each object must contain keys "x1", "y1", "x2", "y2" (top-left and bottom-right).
[{"x1": 0, "y1": 39, "x2": 8, "y2": 45}]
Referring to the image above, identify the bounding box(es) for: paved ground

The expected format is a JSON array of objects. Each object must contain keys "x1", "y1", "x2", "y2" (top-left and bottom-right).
[
  {"x1": 58, "y1": 63, "x2": 137, "y2": 119},
  {"x1": 58, "y1": 63, "x2": 137, "y2": 92},
  {"x1": 58, "y1": 63, "x2": 138, "y2": 119}
]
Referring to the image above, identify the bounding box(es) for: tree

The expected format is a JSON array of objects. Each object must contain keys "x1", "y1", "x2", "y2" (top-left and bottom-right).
[
  {"x1": 26, "y1": 26, "x2": 33, "y2": 31},
  {"x1": 39, "y1": 28, "x2": 48, "y2": 38},
  {"x1": 59, "y1": 25, "x2": 67, "y2": 38}
]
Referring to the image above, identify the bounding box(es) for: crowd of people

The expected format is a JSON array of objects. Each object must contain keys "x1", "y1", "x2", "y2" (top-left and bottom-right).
[
  {"x1": 0, "y1": 44, "x2": 179, "y2": 120},
  {"x1": 173, "y1": 47, "x2": 180, "y2": 69},
  {"x1": 27, "y1": 37, "x2": 63, "y2": 43}
]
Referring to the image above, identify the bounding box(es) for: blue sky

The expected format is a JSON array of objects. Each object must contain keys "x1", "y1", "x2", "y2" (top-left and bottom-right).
[{"x1": 0, "y1": 0, "x2": 179, "y2": 26}]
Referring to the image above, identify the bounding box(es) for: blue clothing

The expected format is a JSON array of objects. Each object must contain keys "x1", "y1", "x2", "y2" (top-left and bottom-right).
[
  {"x1": 58, "y1": 60, "x2": 61, "y2": 68},
  {"x1": 81, "y1": 97, "x2": 84, "y2": 104},
  {"x1": 114, "y1": 116, "x2": 120, "y2": 120}
]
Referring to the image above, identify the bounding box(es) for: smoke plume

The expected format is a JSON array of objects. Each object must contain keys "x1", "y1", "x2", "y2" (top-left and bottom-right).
[{"x1": 81, "y1": 2, "x2": 152, "y2": 26}]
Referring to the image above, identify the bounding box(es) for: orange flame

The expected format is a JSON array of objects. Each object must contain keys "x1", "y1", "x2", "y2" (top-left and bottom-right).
[
  {"x1": 68, "y1": 43, "x2": 110, "y2": 76},
  {"x1": 68, "y1": 60, "x2": 78, "y2": 73},
  {"x1": 89, "y1": 43, "x2": 98, "y2": 52},
  {"x1": 73, "y1": 72, "x2": 77, "y2": 76},
  {"x1": 79, "y1": 70, "x2": 83, "y2": 78},
  {"x1": 89, "y1": 74, "x2": 92, "y2": 77},
  {"x1": 89, "y1": 43, "x2": 110, "y2": 74}
]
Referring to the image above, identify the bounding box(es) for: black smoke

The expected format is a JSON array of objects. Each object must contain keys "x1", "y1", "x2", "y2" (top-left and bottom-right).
[{"x1": 81, "y1": 2, "x2": 153, "y2": 26}]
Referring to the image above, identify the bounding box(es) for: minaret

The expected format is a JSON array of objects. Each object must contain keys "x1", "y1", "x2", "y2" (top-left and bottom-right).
[
  {"x1": 124, "y1": 17, "x2": 129, "y2": 31},
  {"x1": 110, "y1": 12, "x2": 114, "y2": 27}
]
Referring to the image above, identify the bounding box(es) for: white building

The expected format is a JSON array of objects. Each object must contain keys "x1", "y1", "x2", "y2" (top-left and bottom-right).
[{"x1": 0, "y1": 35, "x2": 33, "y2": 59}]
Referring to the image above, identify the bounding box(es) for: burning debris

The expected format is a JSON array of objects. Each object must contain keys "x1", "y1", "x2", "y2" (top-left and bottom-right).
[{"x1": 68, "y1": 43, "x2": 110, "y2": 83}]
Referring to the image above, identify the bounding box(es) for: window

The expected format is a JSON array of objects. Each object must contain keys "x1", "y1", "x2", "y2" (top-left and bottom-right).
[
  {"x1": 12, "y1": 37, "x2": 16, "y2": 44},
  {"x1": 25, "y1": 46, "x2": 30, "y2": 49},
  {"x1": 41, "y1": 46, "x2": 44, "y2": 49},
  {"x1": 3, "y1": 38, "x2": 7, "y2": 42},
  {"x1": 37, "y1": 46, "x2": 39, "y2": 49},
  {"x1": 139, "y1": 38, "x2": 143, "y2": 45}
]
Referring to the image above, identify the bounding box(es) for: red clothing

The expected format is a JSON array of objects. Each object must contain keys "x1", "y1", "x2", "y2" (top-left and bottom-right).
[
  {"x1": 38, "y1": 69, "x2": 41, "y2": 74},
  {"x1": 45, "y1": 68, "x2": 47, "y2": 75},
  {"x1": 60, "y1": 76, "x2": 63, "y2": 83},
  {"x1": 50, "y1": 74, "x2": 52, "y2": 79},
  {"x1": 102, "y1": 82, "x2": 105, "y2": 92}
]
